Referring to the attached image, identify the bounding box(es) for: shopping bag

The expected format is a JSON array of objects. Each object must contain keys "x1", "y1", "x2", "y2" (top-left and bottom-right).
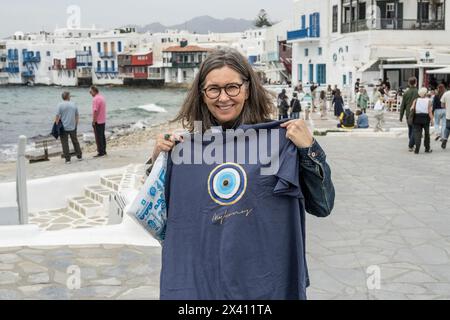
[{"x1": 126, "y1": 152, "x2": 168, "y2": 243}]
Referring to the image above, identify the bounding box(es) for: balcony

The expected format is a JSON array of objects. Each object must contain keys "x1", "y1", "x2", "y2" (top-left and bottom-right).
[
  {"x1": 7, "y1": 53, "x2": 19, "y2": 61},
  {"x1": 342, "y1": 19, "x2": 445, "y2": 33},
  {"x1": 76, "y1": 50, "x2": 92, "y2": 56},
  {"x1": 172, "y1": 62, "x2": 201, "y2": 68},
  {"x1": 119, "y1": 72, "x2": 134, "y2": 79},
  {"x1": 77, "y1": 68, "x2": 92, "y2": 78},
  {"x1": 22, "y1": 70, "x2": 34, "y2": 77},
  {"x1": 99, "y1": 51, "x2": 116, "y2": 58},
  {"x1": 23, "y1": 52, "x2": 41, "y2": 63},
  {"x1": 287, "y1": 28, "x2": 320, "y2": 42},
  {"x1": 148, "y1": 72, "x2": 164, "y2": 80},
  {"x1": 95, "y1": 68, "x2": 118, "y2": 74},
  {"x1": 5, "y1": 66, "x2": 19, "y2": 73}
]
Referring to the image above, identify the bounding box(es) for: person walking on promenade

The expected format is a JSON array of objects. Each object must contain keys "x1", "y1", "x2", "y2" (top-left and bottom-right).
[
  {"x1": 90, "y1": 86, "x2": 107, "y2": 157},
  {"x1": 290, "y1": 92, "x2": 302, "y2": 119},
  {"x1": 432, "y1": 84, "x2": 446, "y2": 141},
  {"x1": 54, "y1": 92, "x2": 82, "y2": 164},
  {"x1": 400, "y1": 77, "x2": 419, "y2": 152},
  {"x1": 333, "y1": 89, "x2": 344, "y2": 118},
  {"x1": 440, "y1": 87, "x2": 450, "y2": 149},
  {"x1": 279, "y1": 95, "x2": 290, "y2": 120},
  {"x1": 411, "y1": 87, "x2": 434, "y2": 154},
  {"x1": 357, "y1": 87, "x2": 369, "y2": 113},
  {"x1": 150, "y1": 48, "x2": 335, "y2": 300},
  {"x1": 373, "y1": 96, "x2": 385, "y2": 132},
  {"x1": 319, "y1": 90, "x2": 327, "y2": 119}
]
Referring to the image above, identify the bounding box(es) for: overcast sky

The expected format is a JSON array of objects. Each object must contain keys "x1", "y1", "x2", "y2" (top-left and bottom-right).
[{"x1": 0, "y1": 0, "x2": 295, "y2": 38}]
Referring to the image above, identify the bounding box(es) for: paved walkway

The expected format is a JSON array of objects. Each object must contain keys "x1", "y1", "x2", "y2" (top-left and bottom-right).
[{"x1": 2, "y1": 119, "x2": 450, "y2": 300}]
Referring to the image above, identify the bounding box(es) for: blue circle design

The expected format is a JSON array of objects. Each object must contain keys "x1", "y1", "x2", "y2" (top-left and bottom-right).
[{"x1": 208, "y1": 163, "x2": 247, "y2": 206}]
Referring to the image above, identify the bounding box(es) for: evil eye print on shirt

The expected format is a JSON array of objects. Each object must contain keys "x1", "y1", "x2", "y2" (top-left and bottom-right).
[{"x1": 207, "y1": 163, "x2": 247, "y2": 206}]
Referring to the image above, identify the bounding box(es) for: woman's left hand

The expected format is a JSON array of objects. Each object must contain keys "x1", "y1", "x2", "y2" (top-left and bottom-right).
[{"x1": 280, "y1": 119, "x2": 314, "y2": 148}]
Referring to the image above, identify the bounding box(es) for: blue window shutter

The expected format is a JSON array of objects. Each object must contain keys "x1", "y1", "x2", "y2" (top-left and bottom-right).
[
  {"x1": 316, "y1": 64, "x2": 322, "y2": 83},
  {"x1": 104, "y1": 60, "x2": 108, "y2": 71},
  {"x1": 97, "y1": 61, "x2": 101, "y2": 70},
  {"x1": 309, "y1": 14, "x2": 313, "y2": 37},
  {"x1": 309, "y1": 64, "x2": 314, "y2": 82},
  {"x1": 97, "y1": 42, "x2": 101, "y2": 53},
  {"x1": 298, "y1": 64, "x2": 302, "y2": 81},
  {"x1": 118, "y1": 41, "x2": 122, "y2": 52},
  {"x1": 111, "y1": 60, "x2": 115, "y2": 71},
  {"x1": 301, "y1": 15, "x2": 306, "y2": 29},
  {"x1": 316, "y1": 13, "x2": 321, "y2": 37}
]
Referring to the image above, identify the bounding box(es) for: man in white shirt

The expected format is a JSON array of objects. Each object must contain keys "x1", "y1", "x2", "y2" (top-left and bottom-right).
[{"x1": 440, "y1": 90, "x2": 450, "y2": 149}]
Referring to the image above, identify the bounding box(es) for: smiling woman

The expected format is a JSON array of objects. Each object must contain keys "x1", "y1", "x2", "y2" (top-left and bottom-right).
[
  {"x1": 148, "y1": 48, "x2": 335, "y2": 300},
  {"x1": 172, "y1": 48, "x2": 275, "y2": 133}
]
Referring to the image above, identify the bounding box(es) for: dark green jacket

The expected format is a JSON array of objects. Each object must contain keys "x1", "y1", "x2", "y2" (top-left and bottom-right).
[{"x1": 400, "y1": 87, "x2": 419, "y2": 121}]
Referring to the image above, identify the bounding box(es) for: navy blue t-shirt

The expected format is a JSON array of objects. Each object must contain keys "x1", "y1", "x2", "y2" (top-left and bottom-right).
[{"x1": 160, "y1": 120, "x2": 309, "y2": 300}]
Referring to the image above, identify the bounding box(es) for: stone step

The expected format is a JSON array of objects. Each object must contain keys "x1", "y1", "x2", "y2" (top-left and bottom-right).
[
  {"x1": 100, "y1": 174, "x2": 122, "y2": 191},
  {"x1": 67, "y1": 196, "x2": 105, "y2": 218},
  {"x1": 84, "y1": 185, "x2": 115, "y2": 207}
]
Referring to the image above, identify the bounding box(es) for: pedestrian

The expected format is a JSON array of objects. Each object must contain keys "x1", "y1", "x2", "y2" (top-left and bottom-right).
[
  {"x1": 310, "y1": 82, "x2": 318, "y2": 112},
  {"x1": 384, "y1": 78, "x2": 391, "y2": 91},
  {"x1": 333, "y1": 89, "x2": 344, "y2": 118},
  {"x1": 90, "y1": 86, "x2": 107, "y2": 157},
  {"x1": 432, "y1": 84, "x2": 446, "y2": 141},
  {"x1": 440, "y1": 87, "x2": 450, "y2": 149},
  {"x1": 400, "y1": 77, "x2": 419, "y2": 152},
  {"x1": 150, "y1": 48, "x2": 335, "y2": 300},
  {"x1": 357, "y1": 87, "x2": 369, "y2": 113},
  {"x1": 319, "y1": 90, "x2": 327, "y2": 119},
  {"x1": 411, "y1": 87, "x2": 434, "y2": 154},
  {"x1": 355, "y1": 78, "x2": 360, "y2": 94},
  {"x1": 374, "y1": 96, "x2": 385, "y2": 132},
  {"x1": 290, "y1": 92, "x2": 302, "y2": 119},
  {"x1": 326, "y1": 85, "x2": 333, "y2": 114},
  {"x1": 54, "y1": 91, "x2": 82, "y2": 164},
  {"x1": 279, "y1": 95, "x2": 290, "y2": 120}
]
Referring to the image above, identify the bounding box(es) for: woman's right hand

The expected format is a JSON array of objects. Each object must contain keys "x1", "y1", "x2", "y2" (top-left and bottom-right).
[{"x1": 151, "y1": 133, "x2": 183, "y2": 162}]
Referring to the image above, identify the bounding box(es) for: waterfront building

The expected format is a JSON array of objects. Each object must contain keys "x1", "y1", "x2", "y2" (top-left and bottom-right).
[
  {"x1": 162, "y1": 41, "x2": 211, "y2": 84},
  {"x1": 289, "y1": 0, "x2": 450, "y2": 92},
  {"x1": 91, "y1": 28, "x2": 137, "y2": 85},
  {"x1": 118, "y1": 50, "x2": 157, "y2": 85},
  {"x1": 0, "y1": 41, "x2": 7, "y2": 85}
]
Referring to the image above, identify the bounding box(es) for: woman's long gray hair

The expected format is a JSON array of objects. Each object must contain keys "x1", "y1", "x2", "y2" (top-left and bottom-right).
[{"x1": 173, "y1": 48, "x2": 275, "y2": 132}]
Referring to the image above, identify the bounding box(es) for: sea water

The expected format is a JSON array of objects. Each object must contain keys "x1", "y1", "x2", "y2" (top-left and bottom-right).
[{"x1": 0, "y1": 86, "x2": 187, "y2": 161}]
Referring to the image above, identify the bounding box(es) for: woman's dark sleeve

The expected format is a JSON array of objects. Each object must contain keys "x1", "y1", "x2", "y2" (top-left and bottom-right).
[{"x1": 298, "y1": 139, "x2": 335, "y2": 218}]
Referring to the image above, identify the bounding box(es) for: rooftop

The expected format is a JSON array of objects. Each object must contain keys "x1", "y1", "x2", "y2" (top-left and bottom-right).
[{"x1": 163, "y1": 45, "x2": 211, "y2": 53}]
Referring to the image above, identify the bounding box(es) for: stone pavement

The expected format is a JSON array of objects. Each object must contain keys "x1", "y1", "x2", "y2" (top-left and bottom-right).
[{"x1": 2, "y1": 128, "x2": 450, "y2": 300}]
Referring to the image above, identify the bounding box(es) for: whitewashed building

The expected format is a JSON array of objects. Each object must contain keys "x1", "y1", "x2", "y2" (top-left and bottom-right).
[
  {"x1": 289, "y1": 0, "x2": 450, "y2": 91},
  {"x1": 162, "y1": 41, "x2": 211, "y2": 84},
  {"x1": 0, "y1": 41, "x2": 7, "y2": 85},
  {"x1": 262, "y1": 20, "x2": 294, "y2": 84},
  {"x1": 90, "y1": 28, "x2": 138, "y2": 85}
]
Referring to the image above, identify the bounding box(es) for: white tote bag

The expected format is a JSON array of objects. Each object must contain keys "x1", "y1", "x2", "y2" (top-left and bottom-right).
[{"x1": 126, "y1": 152, "x2": 168, "y2": 244}]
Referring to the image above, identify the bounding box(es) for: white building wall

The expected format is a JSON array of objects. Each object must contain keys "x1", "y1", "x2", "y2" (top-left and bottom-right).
[{"x1": 291, "y1": 0, "x2": 450, "y2": 91}]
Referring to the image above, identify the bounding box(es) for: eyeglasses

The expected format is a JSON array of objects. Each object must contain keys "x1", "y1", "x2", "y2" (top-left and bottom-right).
[{"x1": 202, "y1": 81, "x2": 248, "y2": 99}]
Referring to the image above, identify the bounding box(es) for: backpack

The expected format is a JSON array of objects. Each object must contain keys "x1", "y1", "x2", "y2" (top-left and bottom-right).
[{"x1": 342, "y1": 110, "x2": 355, "y2": 127}]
